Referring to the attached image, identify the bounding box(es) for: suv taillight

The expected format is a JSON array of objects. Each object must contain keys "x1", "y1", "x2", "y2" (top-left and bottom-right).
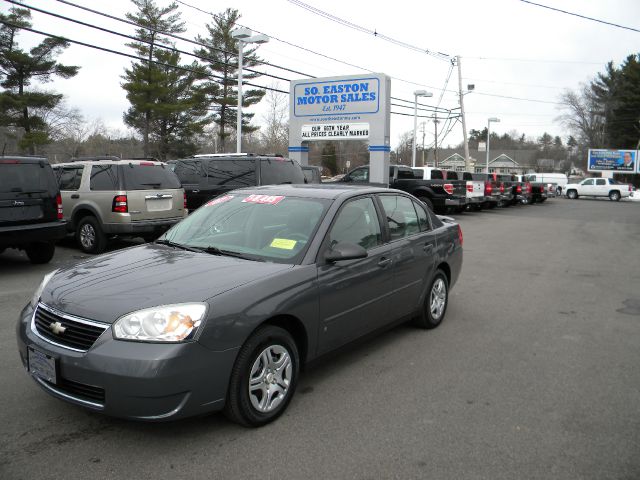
[
  {"x1": 112, "y1": 195, "x2": 128, "y2": 213},
  {"x1": 56, "y1": 194, "x2": 63, "y2": 220},
  {"x1": 629, "y1": 185, "x2": 633, "y2": 192},
  {"x1": 444, "y1": 183, "x2": 454, "y2": 195},
  {"x1": 183, "y1": 193, "x2": 187, "y2": 209},
  {"x1": 485, "y1": 182, "x2": 493, "y2": 195},
  {"x1": 466, "y1": 183, "x2": 473, "y2": 193},
  {"x1": 527, "y1": 183, "x2": 532, "y2": 193},
  {"x1": 458, "y1": 224, "x2": 463, "y2": 247}
]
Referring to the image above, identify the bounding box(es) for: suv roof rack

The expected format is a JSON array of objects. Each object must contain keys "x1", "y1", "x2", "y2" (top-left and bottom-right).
[
  {"x1": 192, "y1": 153, "x2": 254, "y2": 158},
  {"x1": 70, "y1": 155, "x2": 121, "y2": 162}
]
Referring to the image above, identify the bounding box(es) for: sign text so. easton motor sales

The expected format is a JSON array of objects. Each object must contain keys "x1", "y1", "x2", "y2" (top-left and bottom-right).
[{"x1": 293, "y1": 77, "x2": 380, "y2": 117}]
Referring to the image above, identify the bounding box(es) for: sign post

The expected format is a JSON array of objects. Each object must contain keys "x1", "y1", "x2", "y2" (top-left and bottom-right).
[{"x1": 289, "y1": 73, "x2": 391, "y2": 184}]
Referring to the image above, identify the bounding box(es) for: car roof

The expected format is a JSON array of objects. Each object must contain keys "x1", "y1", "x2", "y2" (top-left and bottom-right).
[
  {"x1": 0, "y1": 156, "x2": 49, "y2": 164},
  {"x1": 228, "y1": 183, "x2": 404, "y2": 200},
  {"x1": 54, "y1": 159, "x2": 167, "y2": 166}
]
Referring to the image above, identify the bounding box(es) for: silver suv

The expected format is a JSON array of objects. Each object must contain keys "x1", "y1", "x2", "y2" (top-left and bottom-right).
[{"x1": 52, "y1": 157, "x2": 187, "y2": 253}]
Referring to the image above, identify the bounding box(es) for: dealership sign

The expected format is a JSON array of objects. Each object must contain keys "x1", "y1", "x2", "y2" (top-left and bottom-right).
[
  {"x1": 588, "y1": 149, "x2": 638, "y2": 173},
  {"x1": 293, "y1": 78, "x2": 380, "y2": 117},
  {"x1": 301, "y1": 123, "x2": 369, "y2": 141}
]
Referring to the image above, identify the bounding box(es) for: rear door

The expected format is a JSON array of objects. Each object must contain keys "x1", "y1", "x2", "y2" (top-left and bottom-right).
[
  {"x1": 594, "y1": 178, "x2": 608, "y2": 196},
  {"x1": 121, "y1": 163, "x2": 184, "y2": 221},
  {"x1": 53, "y1": 165, "x2": 84, "y2": 221},
  {"x1": 0, "y1": 160, "x2": 57, "y2": 226},
  {"x1": 170, "y1": 159, "x2": 207, "y2": 210},
  {"x1": 378, "y1": 194, "x2": 436, "y2": 319}
]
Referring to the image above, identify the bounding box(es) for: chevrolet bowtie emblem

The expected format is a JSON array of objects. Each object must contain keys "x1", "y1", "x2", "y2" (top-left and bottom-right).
[{"x1": 49, "y1": 321, "x2": 66, "y2": 335}]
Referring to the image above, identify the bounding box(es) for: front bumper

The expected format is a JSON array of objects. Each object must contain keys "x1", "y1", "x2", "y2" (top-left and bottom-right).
[
  {"x1": 103, "y1": 217, "x2": 183, "y2": 236},
  {"x1": 16, "y1": 302, "x2": 239, "y2": 421}
]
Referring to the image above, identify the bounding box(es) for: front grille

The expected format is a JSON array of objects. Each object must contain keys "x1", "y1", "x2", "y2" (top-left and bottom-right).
[
  {"x1": 44, "y1": 377, "x2": 105, "y2": 404},
  {"x1": 33, "y1": 304, "x2": 109, "y2": 351}
]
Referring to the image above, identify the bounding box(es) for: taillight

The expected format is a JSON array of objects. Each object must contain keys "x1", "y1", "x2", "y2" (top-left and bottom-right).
[
  {"x1": 458, "y1": 224, "x2": 463, "y2": 247},
  {"x1": 629, "y1": 185, "x2": 632, "y2": 192},
  {"x1": 183, "y1": 192, "x2": 187, "y2": 209},
  {"x1": 499, "y1": 183, "x2": 505, "y2": 193},
  {"x1": 466, "y1": 183, "x2": 473, "y2": 193},
  {"x1": 444, "y1": 183, "x2": 454, "y2": 195},
  {"x1": 526, "y1": 183, "x2": 532, "y2": 193},
  {"x1": 56, "y1": 193, "x2": 63, "y2": 219},
  {"x1": 485, "y1": 181, "x2": 493, "y2": 195},
  {"x1": 516, "y1": 184, "x2": 522, "y2": 193},
  {"x1": 112, "y1": 195, "x2": 128, "y2": 213}
]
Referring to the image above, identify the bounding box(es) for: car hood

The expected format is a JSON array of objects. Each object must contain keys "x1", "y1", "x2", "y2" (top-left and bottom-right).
[{"x1": 40, "y1": 243, "x2": 292, "y2": 324}]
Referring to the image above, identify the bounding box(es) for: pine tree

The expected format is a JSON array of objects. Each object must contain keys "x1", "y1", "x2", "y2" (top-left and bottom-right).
[
  {"x1": 122, "y1": 0, "x2": 207, "y2": 159},
  {"x1": 0, "y1": 7, "x2": 79, "y2": 154},
  {"x1": 195, "y1": 8, "x2": 265, "y2": 153}
]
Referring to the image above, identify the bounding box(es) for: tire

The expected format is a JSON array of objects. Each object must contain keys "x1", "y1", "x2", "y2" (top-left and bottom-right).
[
  {"x1": 76, "y1": 216, "x2": 107, "y2": 254},
  {"x1": 225, "y1": 325, "x2": 300, "y2": 427},
  {"x1": 567, "y1": 190, "x2": 578, "y2": 200},
  {"x1": 609, "y1": 191, "x2": 621, "y2": 202},
  {"x1": 417, "y1": 196, "x2": 434, "y2": 212},
  {"x1": 455, "y1": 206, "x2": 466, "y2": 214},
  {"x1": 539, "y1": 198, "x2": 547, "y2": 203},
  {"x1": 25, "y1": 242, "x2": 55, "y2": 264},
  {"x1": 487, "y1": 202, "x2": 496, "y2": 209},
  {"x1": 414, "y1": 269, "x2": 449, "y2": 329}
]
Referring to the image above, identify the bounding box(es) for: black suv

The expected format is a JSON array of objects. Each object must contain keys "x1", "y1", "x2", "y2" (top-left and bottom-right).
[
  {"x1": 169, "y1": 154, "x2": 306, "y2": 210},
  {"x1": 0, "y1": 156, "x2": 66, "y2": 264}
]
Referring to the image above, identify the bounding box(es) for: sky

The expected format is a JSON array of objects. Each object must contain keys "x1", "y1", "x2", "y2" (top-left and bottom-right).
[{"x1": 3, "y1": 0, "x2": 639, "y2": 150}]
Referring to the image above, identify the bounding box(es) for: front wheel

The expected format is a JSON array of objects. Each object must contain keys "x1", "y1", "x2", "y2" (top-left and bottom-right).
[
  {"x1": 609, "y1": 191, "x2": 621, "y2": 202},
  {"x1": 567, "y1": 190, "x2": 578, "y2": 200},
  {"x1": 225, "y1": 326, "x2": 299, "y2": 427},
  {"x1": 414, "y1": 270, "x2": 449, "y2": 329}
]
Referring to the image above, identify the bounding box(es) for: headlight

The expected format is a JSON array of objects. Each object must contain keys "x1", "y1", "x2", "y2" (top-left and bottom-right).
[
  {"x1": 31, "y1": 270, "x2": 58, "y2": 307},
  {"x1": 113, "y1": 303, "x2": 207, "y2": 342}
]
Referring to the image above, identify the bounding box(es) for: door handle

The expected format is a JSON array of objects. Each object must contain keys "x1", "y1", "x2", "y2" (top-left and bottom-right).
[
  {"x1": 377, "y1": 257, "x2": 392, "y2": 268},
  {"x1": 191, "y1": 189, "x2": 200, "y2": 193},
  {"x1": 423, "y1": 243, "x2": 434, "y2": 252},
  {"x1": 70, "y1": 194, "x2": 79, "y2": 199}
]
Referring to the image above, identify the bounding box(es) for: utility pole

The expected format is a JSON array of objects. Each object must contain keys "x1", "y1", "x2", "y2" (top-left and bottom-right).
[
  {"x1": 434, "y1": 115, "x2": 440, "y2": 167},
  {"x1": 457, "y1": 56, "x2": 471, "y2": 171},
  {"x1": 420, "y1": 121, "x2": 426, "y2": 166}
]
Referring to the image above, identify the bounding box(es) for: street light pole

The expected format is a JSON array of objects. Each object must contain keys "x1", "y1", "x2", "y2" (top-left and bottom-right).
[
  {"x1": 412, "y1": 90, "x2": 433, "y2": 167},
  {"x1": 232, "y1": 28, "x2": 269, "y2": 154},
  {"x1": 457, "y1": 56, "x2": 471, "y2": 171},
  {"x1": 486, "y1": 117, "x2": 500, "y2": 173}
]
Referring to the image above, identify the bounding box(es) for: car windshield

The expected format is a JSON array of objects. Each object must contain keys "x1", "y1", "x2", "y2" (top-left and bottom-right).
[{"x1": 160, "y1": 193, "x2": 331, "y2": 264}]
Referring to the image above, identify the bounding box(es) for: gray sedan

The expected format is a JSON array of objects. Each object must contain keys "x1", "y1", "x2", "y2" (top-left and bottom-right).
[{"x1": 16, "y1": 184, "x2": 463, "y2": 427}]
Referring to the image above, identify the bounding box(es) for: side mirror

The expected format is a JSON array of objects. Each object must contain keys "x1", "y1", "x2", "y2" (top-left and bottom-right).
[
  {"x1": 342, "y1": 175, "x2": 352, "y2": 183},
  {"x1": 324, "y1": 242, "x2": 368, "y2": 262}
]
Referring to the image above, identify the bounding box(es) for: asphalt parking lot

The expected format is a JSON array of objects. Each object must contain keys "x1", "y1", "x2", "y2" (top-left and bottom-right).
[{"x1": 1, "y1": 198, "x2": 639, "y2": 480}]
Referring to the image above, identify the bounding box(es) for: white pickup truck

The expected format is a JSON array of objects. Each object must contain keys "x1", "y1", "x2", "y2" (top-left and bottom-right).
[{"x1": 564, "y1": 177, "x2": 632, "y2": 201}]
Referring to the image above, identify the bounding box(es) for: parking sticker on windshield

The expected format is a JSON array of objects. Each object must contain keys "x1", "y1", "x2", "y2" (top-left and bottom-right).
[
  {"x1": 270, "y1": 238, "x2": 297, "y2": 250},
  {"x1": 205, "y1": 195, "x2": 234, "y2": 206},
  {"x1": 242, "y1": 194, "x2": 285, "y2": 205}
]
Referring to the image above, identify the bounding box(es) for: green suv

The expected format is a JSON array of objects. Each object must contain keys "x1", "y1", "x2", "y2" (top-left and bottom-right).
[{"x1": 52, "y1": 157, "x2": 187, "y2": 253}]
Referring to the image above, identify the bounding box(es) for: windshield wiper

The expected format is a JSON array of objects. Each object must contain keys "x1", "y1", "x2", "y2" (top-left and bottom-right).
[
  {"x1": 140, "y1": 182, "x2": 162, "y2": 189},
  {"x1": 155, "y1": 239, "x2": 203, "y2": 253},
  {"x1": 201, "y1": 246, "x2": 264, "y2": 262}
]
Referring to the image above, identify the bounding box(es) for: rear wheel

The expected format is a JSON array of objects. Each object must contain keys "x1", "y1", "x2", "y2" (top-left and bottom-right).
[
  {"x1": 609, "y1": 190, "x2": 621, "y2": 201},
  {"x1": 225, "y1": 325, "x2": 299, "y2": 427},
  {"x1": 76, "y1": 216, "x2": 107, "y2": 254},
  {"x1": 417, "y1": 195, "x2": 434, "y2": 212},
  {"x1": 414, "y1": 270, "x2": 449, "y2": 329},
  {"x1": 567, "y1": 190, "x2": 578, "y2": 200},
  {"x1": 25, "y1": 242, "x2": 55, "y2": 264}
]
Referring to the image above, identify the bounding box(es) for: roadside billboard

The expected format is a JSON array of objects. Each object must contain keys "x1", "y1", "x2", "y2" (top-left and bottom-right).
[{"x1": 588, "y1": 149, "x2": 637, "y2": 173}]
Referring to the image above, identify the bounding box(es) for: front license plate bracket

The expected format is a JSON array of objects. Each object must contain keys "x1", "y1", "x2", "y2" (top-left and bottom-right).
[{"x1": 28, "y1": 347, "x2": 58, "y2": 384}]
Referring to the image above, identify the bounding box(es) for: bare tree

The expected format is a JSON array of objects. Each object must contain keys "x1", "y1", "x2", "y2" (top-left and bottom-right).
[
  {"x1": 260, "y1": 85, "x2": 289, "y2": 155},
  {"x1": 31, "y1": 96, "x2": 84, "y2": 142},
  {"x1": 556, "y1": 85, "x2": 606, "y2": 148}
]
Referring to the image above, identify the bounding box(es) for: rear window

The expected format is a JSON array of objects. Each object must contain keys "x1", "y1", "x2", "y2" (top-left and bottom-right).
[
  {"x1": 55, "y1": 166, "x2": 83, "y2": 190},
  {"x1": 471, "y1": 173, "x2": 487, "y2": 181},
  {"x1": 0, "y1": 163, "x2": 55, "y2": 194},
  {"x1": 260, "y1": 159, "x2": 304, "y2": 185},
  {"x1": 431, "y1": 169, "x2": 444, "y2": 180},
  {"x1": 396, "y1": 167, "x2": 417, "y2": 179},
  {"x1": 445, "y1": 171, "x2": 458, "y2": 180},
  {"x1": 122, "y1": 164, "x2": 181, "y2": 190},
  {"x1": 206, "y1": 159, "x2": 256, "y2": 187},
  {"x1": 462, "y1": 172, "x2": 473, "y2": 180}
]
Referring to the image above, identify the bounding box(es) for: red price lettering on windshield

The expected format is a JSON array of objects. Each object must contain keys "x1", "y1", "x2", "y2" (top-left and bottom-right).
[{"x1": 242, "y1": 194, "x2": 285, "y2": 205}]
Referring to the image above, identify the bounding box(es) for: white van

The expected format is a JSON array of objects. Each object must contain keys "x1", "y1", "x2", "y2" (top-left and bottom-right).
[{"x1": 523, "y1": 173, "x2": 568, "y2": 194}]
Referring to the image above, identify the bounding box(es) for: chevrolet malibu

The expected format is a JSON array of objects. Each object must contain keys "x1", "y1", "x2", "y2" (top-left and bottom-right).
[{"x1": 17, "y1": 184, "x2": 463, "y2": 427}]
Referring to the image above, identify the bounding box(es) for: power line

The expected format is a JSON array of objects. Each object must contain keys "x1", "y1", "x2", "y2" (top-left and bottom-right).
[
  {"x1": 466, "y1": 56, "x2": 604, "y2": 65},
  {"x1": 436, "y1": 61, "x2": 455, "y2": 108},
  {"x1": 285, "y1": 0, "x2": 451, "y2": 61},
  {"x1": 7, "y1": 0, "x2": 294, "y2": 83},
  {"x1": 518, "y1": 0, "x2": 640, "y2": 34}
]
